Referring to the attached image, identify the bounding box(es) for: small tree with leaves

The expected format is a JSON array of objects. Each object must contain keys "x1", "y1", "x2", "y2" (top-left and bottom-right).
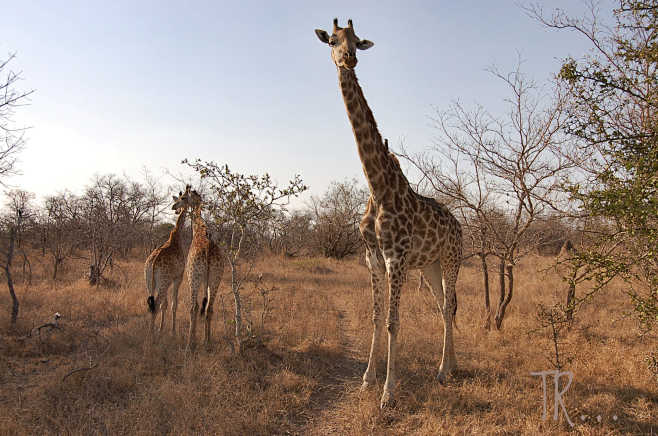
[
  {"x1": 184, "y1": 159, "x2": 307, "y2": 349},
  {"x1": 528, "y1": 0, "x2": 658, "y2": 376}
]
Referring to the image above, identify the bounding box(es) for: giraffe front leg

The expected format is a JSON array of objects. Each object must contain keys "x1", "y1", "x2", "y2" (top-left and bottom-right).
[
  {"x1": 381, "y1": 257, "x2": 405, "y2": 409},
  {"x1": 362, "y1": 248, "x2": 386, "y2": 391}
]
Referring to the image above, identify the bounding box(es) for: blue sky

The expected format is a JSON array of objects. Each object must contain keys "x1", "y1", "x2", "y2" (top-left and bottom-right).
[{"x1": 3, "y1": 0, "x2": 610, "y2": 207}]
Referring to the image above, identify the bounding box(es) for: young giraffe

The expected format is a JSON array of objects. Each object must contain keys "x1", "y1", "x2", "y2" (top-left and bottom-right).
[
  {"x1": 315, "y1": 19, "x2": 463, "y2": 408},
  {"x1": 180, "y1": 188, "x2": 225, "y2": 350},
  {"x1": 145, "y1": 186, "x2": 190, "y2": 340}
]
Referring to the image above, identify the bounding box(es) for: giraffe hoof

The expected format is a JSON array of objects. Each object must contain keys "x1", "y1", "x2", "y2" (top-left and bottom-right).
[
  {"x1": 380, "y1": 391, "x2": 396, "y2": 409},
  {"x1": 437, "y1": 368, "x2": 454, "y2": 385}
]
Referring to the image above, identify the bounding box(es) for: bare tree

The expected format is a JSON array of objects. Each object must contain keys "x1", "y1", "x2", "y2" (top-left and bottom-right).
[
  {"x1": 400, "y1": 64, "x2": 578, "y2": 329},
  {"x1": 81, "y1": 175, "x2": 127, "y2": 285},
  {"x1": 309, "y1": 179, "x2": 369, "y2": 259},
  {"x1": 140, "y1": 167, "x2": 172, "y2": 253},
  {"x1": 268, "y1": 210, "x2": 313, "y2": 257},
  {"x1": 44, "y1": 192, "x2": 83, "y2": 280},
  {"x1": 4, "y1": 189, "x2": 36, "y2": 283},
  {"x1": 0, "y1": 53, "x2": 34, "y2": 182}
]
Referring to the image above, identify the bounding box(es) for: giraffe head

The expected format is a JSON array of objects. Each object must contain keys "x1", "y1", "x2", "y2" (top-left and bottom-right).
[
  {"x1": 175, "y1": 185, "x2": 203, "y2": 213},
  {"x1": 171, "y1": 185, "x2": 192, "y2": 214},
  {"x1": 315, "y1": 18, "x2": 373, "y2": 69}
]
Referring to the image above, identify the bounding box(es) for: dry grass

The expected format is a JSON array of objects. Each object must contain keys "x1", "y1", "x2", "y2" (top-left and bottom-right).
[{"x1": 0, "y1": 252, "x2": 656, "y2": 435}]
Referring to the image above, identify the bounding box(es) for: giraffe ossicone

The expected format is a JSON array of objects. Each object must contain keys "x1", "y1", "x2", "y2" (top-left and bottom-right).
[{"x1": 315, "y1": 18, "x2": 463, "y2": 409}]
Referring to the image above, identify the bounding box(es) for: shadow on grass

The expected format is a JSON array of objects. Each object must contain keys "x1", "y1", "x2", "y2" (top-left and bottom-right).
[{"x1": 239, "y1": 338, "x2": 366, "y2": 430}]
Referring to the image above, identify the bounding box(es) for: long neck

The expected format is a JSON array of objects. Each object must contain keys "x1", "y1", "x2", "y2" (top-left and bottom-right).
[
  {"x1": 338, "y1": 67, "x2": 407, "y2": 202},
  {"x1": 171, "y1": 208, "x2": 188, "y2": 248},
  {"x1": 191, "y1": 206, "x2": 206, "y2": 238}
]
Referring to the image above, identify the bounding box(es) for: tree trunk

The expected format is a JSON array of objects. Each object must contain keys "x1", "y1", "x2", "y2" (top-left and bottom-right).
[
  {"x1": 494, "y1": 261, "x2": 514, "y2": 330},
  {"x1": 53, "y1": 257, "x2": 60, "y2": 281},
  {"x1": 565, "y1": 279, "x2": 576, "y2": 322},
  {"x1": 481, "y1": 253, "x2": 492, "y2": 330},
  {"x1": 5, "y1": 226, "x2": 19, "y2": 327},
  {"x1": 21, "y1": 251, "x2": 31, "y2": 285},
  {"x1": 230, "y1": 261, "x2": 243, "y2": 353},
  {"x1": 6, "y1": 266, "x2": 18, "y2": 327},
  {"x1": 88, "y1": 264, "x2": 100, "y2": 286}
]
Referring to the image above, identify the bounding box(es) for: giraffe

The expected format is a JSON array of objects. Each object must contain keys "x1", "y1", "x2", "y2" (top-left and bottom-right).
[
  {"x1": 315, "y1": 19, "x2": 463, "y2": 408},
  {"x1": 179, "y1": 187, "x2": 225, "y2": 350},
  {"x1": 145, "y1": 186, "x2": 191, "y2": 340}
]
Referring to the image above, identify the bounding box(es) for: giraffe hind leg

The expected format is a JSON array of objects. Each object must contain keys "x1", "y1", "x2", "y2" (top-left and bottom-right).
[
  {"x1": 422, "y1": 260, "x2": 457, "y2": 383},
  {"x1": 186, "y1": 266, "x2": 202, "y2": 351},
  {"x1": 171, "y1": 277, "x2": 182, "y2": 336},
  {"x1": 158, "y1": 281, "x2": 170, "y2": 334},
  {"x1": 204, "y1": 263, "x2": 222, "y2": 347}
]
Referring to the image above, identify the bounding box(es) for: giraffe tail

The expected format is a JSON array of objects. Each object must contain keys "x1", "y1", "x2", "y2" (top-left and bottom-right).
[
  {"x1": 146, "y1": 261, "x2": 156, "y2": 313},
  {"x1": 199, "y1": 256, "x2": 210, "y2": 316},
  {"x1": 200, "y1": 297, "x2": 208, "y2": 315}
]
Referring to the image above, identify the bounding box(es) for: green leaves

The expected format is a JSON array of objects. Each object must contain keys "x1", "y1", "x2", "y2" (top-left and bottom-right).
[{"x1": 557, "y1": 0, "x2": 658, "y2": 339}]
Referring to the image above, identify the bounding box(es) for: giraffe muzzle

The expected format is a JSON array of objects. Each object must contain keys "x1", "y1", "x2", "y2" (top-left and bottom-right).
[{"x1": 344, "y1": 57, "x2": 357, "y2": 68}]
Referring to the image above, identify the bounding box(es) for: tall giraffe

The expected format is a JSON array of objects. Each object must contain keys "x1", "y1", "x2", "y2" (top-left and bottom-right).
[
  {"x1": 179, "y1": 188, "x2": 225, "y2": 350},
  {"x1": 315, "y1": 19, "x2": 463, "y2": 408},
  {"x1": 145, "y1": 186, "x2": 190, "y2": 340}
]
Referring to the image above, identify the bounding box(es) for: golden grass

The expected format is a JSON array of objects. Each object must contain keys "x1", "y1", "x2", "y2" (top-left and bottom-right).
[{"x1": 0, "y1": 252, "x2": 656, "y2": 435}]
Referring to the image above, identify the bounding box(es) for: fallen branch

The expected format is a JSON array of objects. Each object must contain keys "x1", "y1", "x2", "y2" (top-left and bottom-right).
[
  {"x1": 62, "y1": 364, "x2": 98, "y2": 381},
  {"x1": 62, "y1": 341, "x2": 111, "y2": 382},
  {"x1": 30, "y1": 322, "x2": 59, "y2": 337}
]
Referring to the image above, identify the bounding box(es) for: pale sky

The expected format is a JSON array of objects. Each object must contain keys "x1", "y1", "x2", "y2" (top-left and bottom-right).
[{"x1": 3, "y1": 0, "x2": 610, "y2": 208}]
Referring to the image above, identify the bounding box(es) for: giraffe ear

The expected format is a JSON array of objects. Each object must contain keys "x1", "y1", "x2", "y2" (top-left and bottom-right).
[
  {"x1": 315, "y1": 29, "x2": 330, "y2": 44},
  {"x1": 356, "y1": 39, "x2": 374, "y2": 50},
  {"x1": 172, "y1": 196, "x2": 178, "y2": 201}
]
